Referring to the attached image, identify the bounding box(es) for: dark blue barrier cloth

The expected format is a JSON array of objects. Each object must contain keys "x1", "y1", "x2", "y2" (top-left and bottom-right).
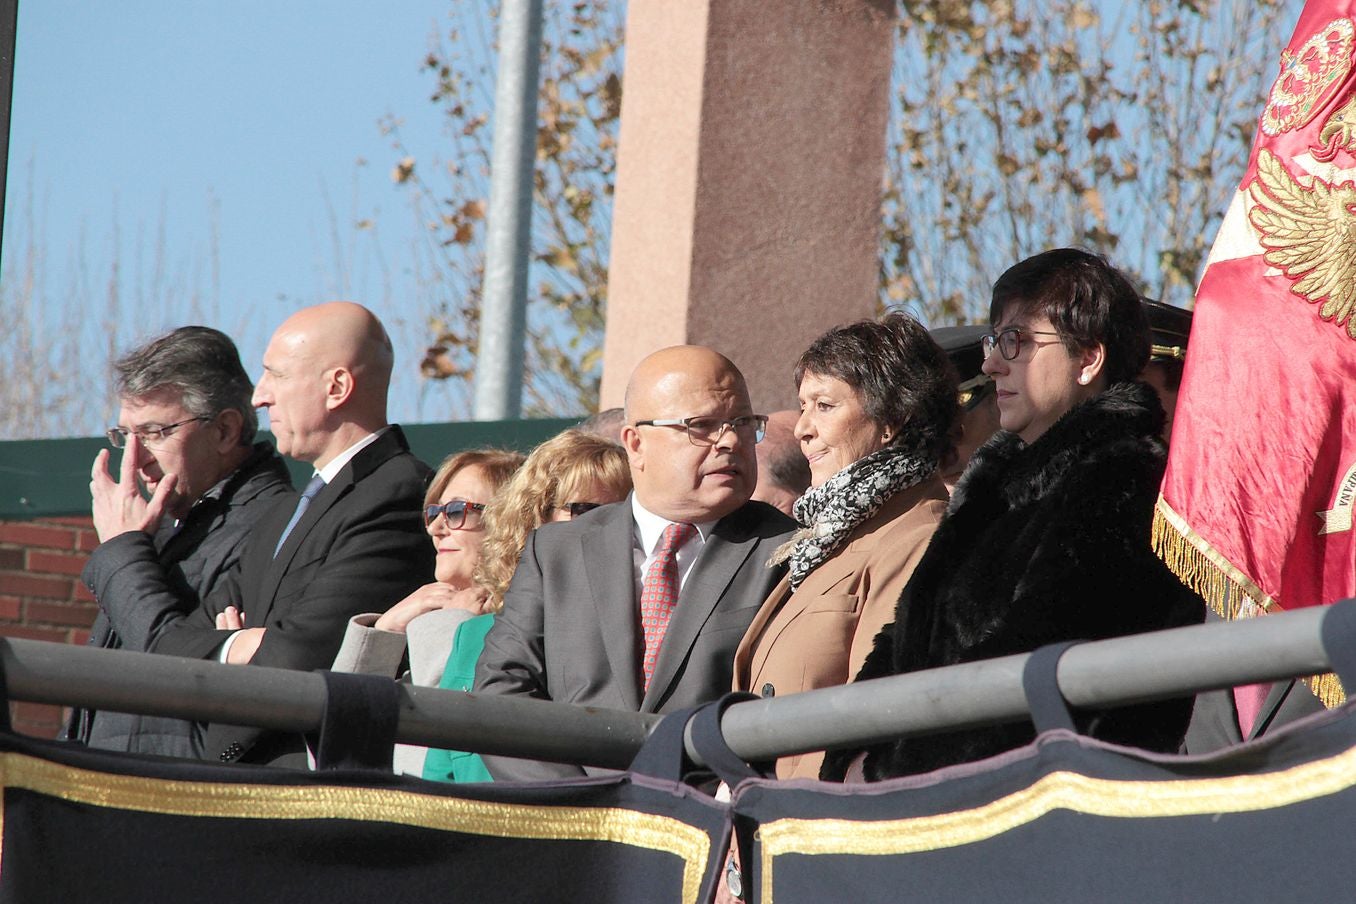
[
  {"x1": 731, "y1": 703, "x2": 1356, "y2": 903},
  {"x1": 0, "y1": 723, "x2": 728, "y2": 903}
]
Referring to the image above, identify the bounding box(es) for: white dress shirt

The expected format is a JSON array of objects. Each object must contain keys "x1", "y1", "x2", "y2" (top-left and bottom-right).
[{"x1": 630, "y1": 495, "x2": 716, "y2": 601}]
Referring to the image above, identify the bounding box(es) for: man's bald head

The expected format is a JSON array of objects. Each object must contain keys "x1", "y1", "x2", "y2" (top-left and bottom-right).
[
  {"x1": 623, "y1": 346, "x2": 748, "y2": 421},
  {"x1": 254, "y1": 302, "x2": 394, "y2": 468},
  {"x1": 620, "y1": 346, "x2": 760, "y2": 523},
  {"x1": 273, "y1": 302, "x2": 393, "y2": 391}
]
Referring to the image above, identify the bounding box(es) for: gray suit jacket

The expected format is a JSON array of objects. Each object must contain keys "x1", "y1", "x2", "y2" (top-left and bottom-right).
[
  {"x1": 1184, "y1": 680, "x2": 1327, "y2": 753},
  {"x1": 474, "y1": 496, "x2": 796, "y2": 781},
  {"x1": 1184, "y1": 610, "x2": 1327, "y2": 753}
]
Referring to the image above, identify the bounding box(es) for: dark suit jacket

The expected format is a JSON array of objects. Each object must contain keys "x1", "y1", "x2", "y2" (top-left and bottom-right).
[
  {"x1": 146, "y1": 426, "x2": 435, "y2": 765},
  {"x1": 66, "y1": 444, "x2": 293, "y2": 756},
  {"x1": 1184, "y1": 612, "x2": 1327, "y2": 753},
  {"x1": 474, "y1": 496, "x2": 796, "y2": 782}
]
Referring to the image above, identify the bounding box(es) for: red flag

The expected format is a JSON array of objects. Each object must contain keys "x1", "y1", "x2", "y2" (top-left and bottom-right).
[{"x1": 1155, "y1": 3, "x2": 1356, "y2": 708}]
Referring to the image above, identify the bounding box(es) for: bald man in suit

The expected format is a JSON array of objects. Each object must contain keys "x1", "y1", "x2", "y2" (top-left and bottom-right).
[{"x1": 475, "y1": 346, "x2": 795, "y2": 781}]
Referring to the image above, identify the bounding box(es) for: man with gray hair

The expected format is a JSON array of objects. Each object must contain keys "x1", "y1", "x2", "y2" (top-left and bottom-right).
[{"x1": 65, "y1": 326, "x2": 292, "y2": 756}]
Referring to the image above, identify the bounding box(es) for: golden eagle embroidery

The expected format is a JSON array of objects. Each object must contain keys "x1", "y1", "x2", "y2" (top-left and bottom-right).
[
  {"x1": 1247, "y1": 148, "x2": 1356, "y2": 338},
  {"x1": 1315, "y1": 93, "x2": 1356, "y2": 161}
]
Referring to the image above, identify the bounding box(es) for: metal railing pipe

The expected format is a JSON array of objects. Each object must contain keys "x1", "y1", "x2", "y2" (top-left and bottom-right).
[
  {"x1": 398, "y1": 684, "x2": 655, "y2": 769},
  {"x1": 0, "y1": 639, "x2": 656, "y2": 769},
  {"x1": 0, "y1": 604, "x2": 1338, "y2": 770},
  {"x1": 5, "y1": 640, "x2": 327, "y2": 732},
  {"x1": 715, "y1": 605, "x2": 1333, "y2": 763}
]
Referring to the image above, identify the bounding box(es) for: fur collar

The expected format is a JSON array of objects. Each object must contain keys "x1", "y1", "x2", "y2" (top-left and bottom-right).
[{"x1": 949, "y1": 381, "x2": 1166, "y2": 513}]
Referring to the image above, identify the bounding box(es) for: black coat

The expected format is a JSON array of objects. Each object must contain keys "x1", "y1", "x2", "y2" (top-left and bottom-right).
[
  {"x1": 822, "y1": 382, "x2": 1205, "y2": 781},
  {"x1": 67, "y1": 443, "x2": 293, "y2": 756}
]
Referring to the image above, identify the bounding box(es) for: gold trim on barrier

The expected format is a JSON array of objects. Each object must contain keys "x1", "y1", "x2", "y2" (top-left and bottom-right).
[
  {"x1": 1152, "y1": 496, "x2": 1345, "y2": 708},
  {"x1": 758, "y1": 742, "x2": 1356, "y2": 901},
  {"x1": 0, "y1": 753, "x2": 711, "y2": 903}
]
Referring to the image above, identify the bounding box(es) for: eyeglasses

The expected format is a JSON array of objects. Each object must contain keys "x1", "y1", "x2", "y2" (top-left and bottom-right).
[
  {"x1": 632, "y1": 414, "x2": 768, "y2": 446},
  {"x1": 106, "y1": 416, "x2": 211, "y2": 449},
  {"x1": 424, "y1": 500, "x2": 486, "y2": 529},
  {"x1": 557, "y1": 501, "x2": 603, "y2": 518},
  {"x1": 980, "y1": 327, "x2": 1062, "y2": 361}
]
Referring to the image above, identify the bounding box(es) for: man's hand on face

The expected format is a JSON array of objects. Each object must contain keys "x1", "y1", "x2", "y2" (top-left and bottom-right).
[{"x1": 90, "y1": 434, "x2": 178, "y2": 543}]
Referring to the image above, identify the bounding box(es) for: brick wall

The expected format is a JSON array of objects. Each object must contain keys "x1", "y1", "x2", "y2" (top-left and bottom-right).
[{"x1": 0, "y1": 517, "x2": 98, "y2": 738}]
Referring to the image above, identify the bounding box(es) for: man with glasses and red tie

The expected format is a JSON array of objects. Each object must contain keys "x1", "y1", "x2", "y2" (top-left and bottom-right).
[
  {"x1": 66, "y1": 326, "x2": 293, "y2": 757},
  {"x1": 475, "y1": 345, "x2": 796, "y2": 781},
  {"x1": 97, "y1": 303, "x2": 435, "y2": 767}
]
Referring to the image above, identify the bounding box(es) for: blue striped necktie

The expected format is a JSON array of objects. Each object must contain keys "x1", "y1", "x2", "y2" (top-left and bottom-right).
[{"x1": 274, "y1": 474, "x2": 325, "y2": 557}]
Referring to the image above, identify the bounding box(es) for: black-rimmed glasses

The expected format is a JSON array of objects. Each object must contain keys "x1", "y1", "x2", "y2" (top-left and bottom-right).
[
  {"x1": 424, "y1": 500, "x2": 486, "y2": 529},
  {"x1": 632, "y1": 414, "x2": 768, "y2": 446},
  {"x1": 557, "y1": 501, "x2": 603, "y2": 518},
  {"x1": 980, "y1": 327, "x2": 1062, "y2": 361},
  {"x1": 106, "y1": 416, "x2": 211, "y2": 449}
]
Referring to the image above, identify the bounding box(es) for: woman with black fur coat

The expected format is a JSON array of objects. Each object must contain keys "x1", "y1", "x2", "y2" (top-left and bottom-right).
[{"x1": 821, "y1": 248, "x2": 1205, "y2": 782}]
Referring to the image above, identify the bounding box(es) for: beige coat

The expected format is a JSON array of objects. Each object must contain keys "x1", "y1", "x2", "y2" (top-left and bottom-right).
[{"x1": 732, "y1": 474, "x2": 948, "y2": 780}]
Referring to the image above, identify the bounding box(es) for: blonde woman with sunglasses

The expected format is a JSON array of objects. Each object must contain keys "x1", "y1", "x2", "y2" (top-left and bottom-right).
[
  {"x1": 421, "y1": 429, "x2": 632, "y2": 783},
  {"x1": 327, "y1": 451, "x2": 524, "y2": 714}
]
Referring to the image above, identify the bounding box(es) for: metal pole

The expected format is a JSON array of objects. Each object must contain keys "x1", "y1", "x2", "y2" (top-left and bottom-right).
[
  {"x1": 473, "y1": 0, "x2": 543, "y2": 421},
  {"x1": 0, "y1": 0, "x2": 19, "y2": 267},
  {"x1": 1, "y1": 639, "x2": 656, "y2": 769},
  {"x1": 715, "y1": 605, "x2": 1334, "y2": 763},
  {"x1": 0, "y1": 605, "x2": 1340, "y2": 770}
]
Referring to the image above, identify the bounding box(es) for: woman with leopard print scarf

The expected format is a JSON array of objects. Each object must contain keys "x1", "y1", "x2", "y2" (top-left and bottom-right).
[{"x1": 729, "y1": 313, "x2": 958, "y2": 781}]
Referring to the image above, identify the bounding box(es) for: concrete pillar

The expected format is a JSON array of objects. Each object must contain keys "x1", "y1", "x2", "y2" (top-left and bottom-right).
[{"x1": 600, "y1": 0, "x2": 896, "y2": 413}]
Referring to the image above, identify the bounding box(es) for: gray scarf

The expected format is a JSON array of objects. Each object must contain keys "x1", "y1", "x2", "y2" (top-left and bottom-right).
[{"x1": 768, "y1": 439, "x2": 936, "y2": 589}]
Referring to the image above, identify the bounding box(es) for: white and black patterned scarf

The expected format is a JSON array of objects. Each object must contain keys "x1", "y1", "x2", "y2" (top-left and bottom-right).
[{"x1": 768, "y1": 439, "x2": 936, "y2": 590}]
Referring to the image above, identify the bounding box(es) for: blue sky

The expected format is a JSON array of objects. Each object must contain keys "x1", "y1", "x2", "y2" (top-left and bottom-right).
[{"x1": 3, "y1": 0, "x2": 480, "y2": 436}]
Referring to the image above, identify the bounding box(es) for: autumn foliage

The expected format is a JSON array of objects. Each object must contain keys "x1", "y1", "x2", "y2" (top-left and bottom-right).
[
  {"x1": 402, "y1": 0, "x2": 1295, "y2": 415},
  {"x1": 390, "y1": 0, "x2": 622, "y2": 417}
]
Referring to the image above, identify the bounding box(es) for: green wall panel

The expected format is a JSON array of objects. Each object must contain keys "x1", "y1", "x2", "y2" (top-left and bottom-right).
[{"x1": 0, "y1": 418, "x2": 581, "y2": 519}]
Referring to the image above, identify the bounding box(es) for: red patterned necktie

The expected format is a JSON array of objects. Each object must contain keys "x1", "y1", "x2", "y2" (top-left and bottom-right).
[{"x1": 639, "y1": 521, "x2": 697, "y2": 691}]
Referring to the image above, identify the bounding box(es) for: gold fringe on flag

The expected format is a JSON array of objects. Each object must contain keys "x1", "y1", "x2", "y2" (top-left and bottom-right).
[
  {"x1": 1309, "y1": 673, "x2": 1347, "y2": 711},
  {"x1": 1152, "y1": 496, "x2": 1345, "y2": 709}
]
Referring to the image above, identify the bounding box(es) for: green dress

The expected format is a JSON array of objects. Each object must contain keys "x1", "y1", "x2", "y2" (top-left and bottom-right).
[{"x1": 421, "y1": 613, "x2": 495, "y2": 783}]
